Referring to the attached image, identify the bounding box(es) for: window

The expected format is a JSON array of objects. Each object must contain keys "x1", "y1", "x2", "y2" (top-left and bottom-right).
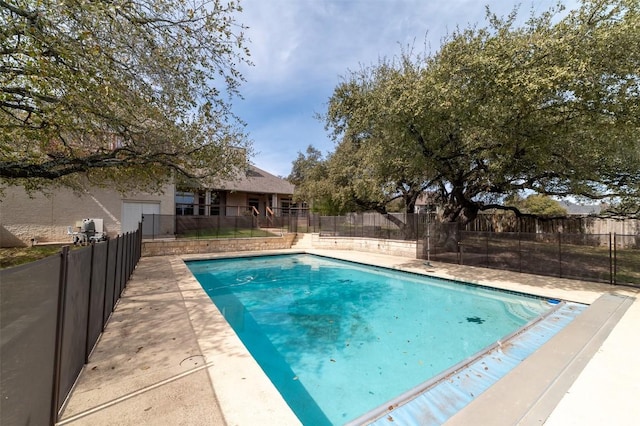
[
  {"x1": 197, "y1": 191, "x2": 206, "y2": 216},
  {"x1": 210, "y1": 191, "x2": 223, "y2": 216},
  {"x1": 175, "y1": 191, "x2": 195, "y2": 215},
  {"x1": 248, "y1": 197, "x2": 259, "y2": 215},
  {"x1": 176, "y1": 189, "x2": 207, "y2": 215},
  {"x1": 281, "y1": 198, "x2": 292, "y2": 216}
]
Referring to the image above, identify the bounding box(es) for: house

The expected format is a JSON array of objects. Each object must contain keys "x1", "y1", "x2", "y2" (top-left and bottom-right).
[
  {"x1": 175, "y1": 165, "x2": 295, "y2": 217},
  {"x1": 0, "y1": 165, "x2": 294, "y2": 247},
  {"x1": 558, "y1": 201, "x2": 604, "y2": 216}
]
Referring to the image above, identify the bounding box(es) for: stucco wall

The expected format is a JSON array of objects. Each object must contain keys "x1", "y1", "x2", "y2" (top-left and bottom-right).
[
  {"x1": 1, "y1": 184, "x2": 174, "y2": 247},
  {"x1": 225, "y1": 192, "x2": 246, "y2": 208}
]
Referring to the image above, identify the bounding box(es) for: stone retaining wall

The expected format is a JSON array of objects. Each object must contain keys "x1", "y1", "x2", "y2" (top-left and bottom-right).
[
  {"x1": 142, "y1": 234, "x2": 297, "y2": 256},
  {"x1": 309, "y1": 234, "x2": 416, "y2": 257},
  {"x1": 142, "y1": 233, "x2": 416, "y2": 258}
]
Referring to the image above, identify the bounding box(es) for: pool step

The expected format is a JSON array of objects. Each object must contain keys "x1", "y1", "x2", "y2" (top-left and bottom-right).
[{"x1": 291, "y1": 233, "x2": 313, "y2": 249}]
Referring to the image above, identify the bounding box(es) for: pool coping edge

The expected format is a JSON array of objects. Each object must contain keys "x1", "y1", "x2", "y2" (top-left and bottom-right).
[
  {"x1": 444, "y1": 292, "x2": 634, "y2": 426},
  {"x1": 178, "y1": 249, "x2": 633, "y2": 426}
]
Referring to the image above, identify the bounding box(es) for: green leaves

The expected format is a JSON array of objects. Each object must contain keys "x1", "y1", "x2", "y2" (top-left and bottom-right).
[
  {"x1": 1, "y1": 0, "x2": 252, "y2": 192},
  {"x1": 506, "y1": 194, "x2": 568, "y2": 217},
  {"x1": 321, "y1": 0, "x2": 640, "y2": 223}
]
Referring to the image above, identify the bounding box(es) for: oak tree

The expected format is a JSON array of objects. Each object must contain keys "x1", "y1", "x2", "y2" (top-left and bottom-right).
[
  {"x1": 288, "y1": 145, "x2": 354, "y2": 215},
  {"x1": 323, "y1": 0, "x2": 640, "y2": 223},
  {"x1": 1, "y1": 0, "x2": 252, "y2": 192}
]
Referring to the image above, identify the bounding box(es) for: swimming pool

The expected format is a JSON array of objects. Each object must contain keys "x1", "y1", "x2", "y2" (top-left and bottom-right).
[{"x1": 187, "y1": 254, "x2": 583, "y2": 425}]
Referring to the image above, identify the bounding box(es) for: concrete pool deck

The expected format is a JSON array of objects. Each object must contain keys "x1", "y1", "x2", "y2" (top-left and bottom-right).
[{"x1": 57, "y1": 249, "x2": 640, "y2": 426}]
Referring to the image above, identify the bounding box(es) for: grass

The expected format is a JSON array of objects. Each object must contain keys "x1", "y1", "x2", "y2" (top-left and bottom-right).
[
  {"x1": 178, "y1": 228, "x2": 280, "y2": 238},
  {"x1": 458, "y1": 236, "x2": 640, "y2": 284},
  {"x1": 0, "y1": 245, "x2": 67, "y2": 269},
  {"x1": 1, "y1": 228, "x2": 280, "y2": 269}
]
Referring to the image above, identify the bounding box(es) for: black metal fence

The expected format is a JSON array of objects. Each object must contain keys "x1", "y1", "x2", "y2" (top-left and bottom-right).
[
  {"x1": 417, "y1": 222, "x2": 640, "y2": 286},
  {"x1": 311, "y1": 212, "x2": 420, "y2": 240},
  {"x1": 139, "y1": 210, "x2": 639, "y2": 286},
  {"x1": 0, "y1": 227, "x2": 142, "y2": 425},
  {"x1": 142, "y1": 211, "x2": 421, "y2": 240},
  {"x1": 142, "y1": 214, "x2": 301, "y2": 239}
]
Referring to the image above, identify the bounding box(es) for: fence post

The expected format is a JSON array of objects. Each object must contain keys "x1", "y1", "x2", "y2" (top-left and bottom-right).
[
  {"x1": 458, "y1": 224, "x2": 463, "y2": 265},
  {"x1": 126, "y1": 232, "x2": 132, "y2": 280},
  {"x1": 386, "y1": 215, "x2": 390, "y2": 240},
  {"x1": 128, "y1": 231, "x2": 133, "y2": 271},
  {"x1": 138, "y1": 222, "x2": 143, "y2": 262},
  {"x1": 415, "y1": 214, "x2": 419, "y2": 255},
  {"x1": 84, "y1": 244, "x2": 95, "y2": 363},
  {"x1": 518, "y1": 232, "x2": 522, "y2": 273},
  {"x1": 101, "y1": 239, "x2": 110, "y2": 329},
  {"x1": 613, "y1": 233, "x2": 618, "y2": 285},
  {"x1": 111, "y1": 235, "x2": 122, "y2": 302},
  {"x1": 558, "y1": 232, "x2": 563, "y2": 278},
  {"x1": 608, "y1": 233, "x2": 613, "y2": 285},
  {"x1": 119, "y1": 234, "x2": 126, "y2": 298},
  {"x1": 129, "y1": 231, "x2": 134, "y2": 278},
  {"x1": 51, "y1": 246, "x2": 69, "y2": 423},
  {"x1": 485, "y1": 233, "x2": 489, "y2": 266},
  {"x1": 251, "y1": 214, "x2": 255, "y2": 237}
]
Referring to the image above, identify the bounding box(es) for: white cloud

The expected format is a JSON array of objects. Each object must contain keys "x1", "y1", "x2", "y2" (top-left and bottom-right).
[
  {"x1": 238, "y1": 0, "x2": 562, "y2": 92},
  {"x1": 232, "y1": 0, "x2": 580, "y2": 176}
]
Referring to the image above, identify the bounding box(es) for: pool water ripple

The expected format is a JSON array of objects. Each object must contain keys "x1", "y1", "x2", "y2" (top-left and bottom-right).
[{"x1": 187, "y1": 254, "x2": 584, "y2": 425}]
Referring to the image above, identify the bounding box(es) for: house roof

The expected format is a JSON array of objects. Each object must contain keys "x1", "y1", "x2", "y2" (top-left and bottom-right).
[
  {"x1": 215, "y1": 165, "x2": 295, "y2": 195},
  {"x1": 558, "y1": 201, "x2": 603, "y2": 215}
]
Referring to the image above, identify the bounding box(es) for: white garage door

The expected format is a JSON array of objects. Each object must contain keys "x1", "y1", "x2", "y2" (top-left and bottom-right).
[{"x1": 122, "y1": 202, "x2": 160, "y2": 234}]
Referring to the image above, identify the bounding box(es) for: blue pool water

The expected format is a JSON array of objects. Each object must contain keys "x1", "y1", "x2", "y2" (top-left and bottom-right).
[{"x1": 187, "y1": 254, "x2": 557, "y2": 425}]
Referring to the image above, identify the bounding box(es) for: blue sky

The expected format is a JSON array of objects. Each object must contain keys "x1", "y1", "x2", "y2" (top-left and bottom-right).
[{"x1": 232, "y1": 0, "x2": 578, "y2": 178}]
